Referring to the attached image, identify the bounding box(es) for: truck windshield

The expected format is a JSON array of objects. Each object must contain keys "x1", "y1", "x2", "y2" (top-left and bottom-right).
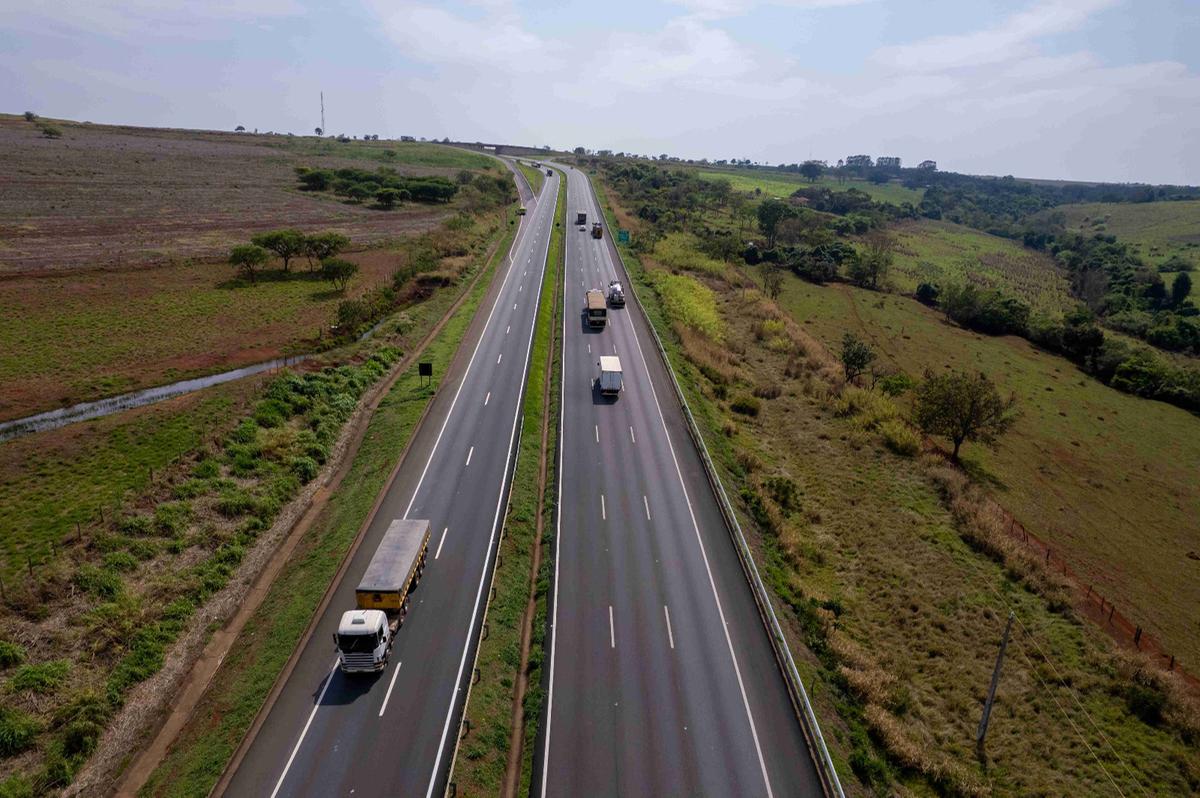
[{"x1": 337, "y1": 632, "x2": 379, "y2": 653}]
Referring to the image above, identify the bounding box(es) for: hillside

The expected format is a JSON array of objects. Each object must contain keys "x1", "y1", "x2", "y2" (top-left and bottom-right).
[{"x1": 1060, "y1": 200, "x2": 1200, "y2": 270}]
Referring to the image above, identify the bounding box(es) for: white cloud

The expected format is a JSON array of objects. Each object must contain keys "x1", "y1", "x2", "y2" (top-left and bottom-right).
[
  {"x1": 871, "y1": 0, "x2": 1118, "y2": 72},
  {"x1": 668, "y1": 0, "x2": 871, "y2": 21},
  {"x1": 5, "y1": 0, "x2": 302, "y2": 39}
]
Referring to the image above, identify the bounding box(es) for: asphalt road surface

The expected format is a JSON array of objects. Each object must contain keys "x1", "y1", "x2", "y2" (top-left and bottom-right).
[
  {"x1": 537, "y1": 164, "x2": 824, "y2": 797},
  {"x1": 223, "y1": 168, "x2": 557, "y2": 797}
]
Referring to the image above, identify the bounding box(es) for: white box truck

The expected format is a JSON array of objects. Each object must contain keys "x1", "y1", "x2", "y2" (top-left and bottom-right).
[
  {"x1": 597, "y1": 356, "x2": 623, "y2": 397},
  {"x1": 585, "y1": 289, "x2": 607, "y2": 328},
  {"x1": 334, "y1": 519, "x2": 430, "y2": 672},
  {"x1": 607, "y1": 280, "x2": 625, "y2": 307}
]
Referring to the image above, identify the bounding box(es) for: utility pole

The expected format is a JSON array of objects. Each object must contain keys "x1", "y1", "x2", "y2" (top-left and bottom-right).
[
  {"x1": 976, "y1": 611, "x2": 1014, "y2": 760},
  {"x1": 320, "y1": 91, "x2": 325, "y2": 136}
]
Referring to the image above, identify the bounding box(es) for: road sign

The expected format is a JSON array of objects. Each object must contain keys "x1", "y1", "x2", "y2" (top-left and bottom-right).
[
  {"x1": 418, "y1": 361, "x2": 432, "y2": 386},
  {"x1": 617, "y1": 229, "x2": 630, "y2": 244}
]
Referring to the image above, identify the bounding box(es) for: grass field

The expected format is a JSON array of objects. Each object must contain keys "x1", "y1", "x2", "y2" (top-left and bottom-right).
[
  {"x1": 1060, "y1": 200, "x2": 1200, "y2": 268},
  {"x1": 776, "y1": 278, "x2": 1200, "y2": 668},
  {"x1": 0, "y1": 212, "x2": 506, "y2": 421},
  {"x1": 889, "y1": 219, "x2": 1075, "y2": 315},
  {"x1": 695, "y1": 168, "x2": 924, "y2": 206},
  {"x1": 596, "y1": 178, "x2": 1200, "y2": 796},
  {"x1": 139, "y1": 217, "x2": 516, "y2": 798},
  {"x1": 265, "y1": 136, "x2": 496, "y2": 171},
  {"x1": 0, "y1": 379, "x2": 261, "y2": 577}
]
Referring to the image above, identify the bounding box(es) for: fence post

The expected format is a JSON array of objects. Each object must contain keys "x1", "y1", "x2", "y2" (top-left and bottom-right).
[
  {"x1": 1134, "y1": 626, "x2": 1142, "y2": 648},
  {"x1": 1108, "y1": 605, "x2": 1115, "y2": 623}
]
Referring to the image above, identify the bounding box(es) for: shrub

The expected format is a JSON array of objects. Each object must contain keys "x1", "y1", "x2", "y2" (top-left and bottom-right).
[
  {"x1": 154, "y1": 501, "x2": 192, "y2": 535},
  {"x1": 832, "y1": 385, "x2": 898, "y2": 430},
  {"x1": 730, "y1": 395, "x2": 761, "y2": 416},
  {"x1": 0, "y1": 773, "x2": 34, "y2": 798},
  {"x1": 102, "y1": 551, "x2": 138, "y2": 572},
  {"x1": 763, "y1": 475, "x2": 801, "y2": 514},
  {"x1": 877, "y1": 373, "x2": 915, "y2": 396},
  {"x1": 8, "y1": 660, "x2": 70, "y2": 694},
  {"x1": 118, "y1": 514, "x2": 154, "y2": 537},
  {"x1": 74, "y1": 564, "x2": 123, "y2": 599},
  {"x1": 0, "y1": 640, "x2": 26, "y2": 669},
  {"x1": 880, "y1": 420, "x2": 920, "y2": 456},
  {"x1": 54, "y1": 691, "x2": 109, "y2": 758},
  {"x1": 0, "y1": 707, "x2": 40, "y2": 756},
  {"x1": 753, "y1": 383, "x2": 782, "y2": 400},
  {"x1": 290, "y1": 455, "x2": 320, "y2": 483},
  {"x1": 216, "y1": 488, "x2": 256, "y2": 518},
  {"x1": 229, "y1": 418, "x2": 258, "y2": 444},
  {"x1": 192, "y1": 457, "x2": 220, "y2": 479},
  {"x1": 1126, "y1": 682, "x2": 1167, "y2": 726},
  {"x1": 39, "y1": 124, "x2": 63, "y2": 139}
]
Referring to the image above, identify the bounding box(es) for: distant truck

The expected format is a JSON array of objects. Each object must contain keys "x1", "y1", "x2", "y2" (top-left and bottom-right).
[
  {"x1": 597, "y1": 356, "x2": 623, "y2": 396},
  {"x1": 585, "y1": 289, "x2": 607, "y2": 327},
  {"x1": 335, "y1": 519, "x2": 430, "y2": 672},
  {"x1": 576, "y1": 211, "x2": 587, "y2": 226},
  {"x1": 546, "y1": 169, "x2": 553, "y2": 176},
  {"x1": 517, "y1": 206, "x2": 527, "y2": 216},
  {"x1": 591, "y1": 222, "x2": 603, "y2": 239},
  {"x1": 607, "y1": 280, "x2": 625, "y2": 307}
]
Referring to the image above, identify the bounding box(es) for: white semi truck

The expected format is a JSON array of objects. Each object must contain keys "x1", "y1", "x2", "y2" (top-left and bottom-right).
[
  {"x1": 607, "y1": 280, "x2": 625, "y2": 307},
  {"x1": 334, "y1": 519, "x2": 430, "y2": 672}
]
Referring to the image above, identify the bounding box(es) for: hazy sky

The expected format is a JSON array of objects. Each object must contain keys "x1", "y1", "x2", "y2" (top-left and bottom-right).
[{"x1": 3, "y1": 0, "x2": 1198, "y2": 183}]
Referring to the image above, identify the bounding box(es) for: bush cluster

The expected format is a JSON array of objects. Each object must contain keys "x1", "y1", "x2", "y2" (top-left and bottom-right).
[{"x1": 296, "y1": 165, "x2": 458, "y2": 204}]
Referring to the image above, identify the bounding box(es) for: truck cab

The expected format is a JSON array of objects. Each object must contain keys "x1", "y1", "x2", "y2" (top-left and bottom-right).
[
  {"x1": 517, "y1": 206, "x2": 527, "y2": 216},
  {"x1": 335, "y1": 610, "x2": 391, "y2": 672},
  {"x1": 607, "y1": 280, "x2": 625, "y2": 307}
]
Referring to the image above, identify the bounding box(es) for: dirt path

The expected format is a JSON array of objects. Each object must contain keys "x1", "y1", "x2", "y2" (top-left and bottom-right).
[{"x1": 103, "y1": 233, "x2": 506, "y2": 798}]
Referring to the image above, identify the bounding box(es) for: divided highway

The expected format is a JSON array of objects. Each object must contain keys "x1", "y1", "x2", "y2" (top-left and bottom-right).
[
  {"x1": 222, "y1": 168, "x2": 558, "y2": 797},
  {"x1": 538, "y1": 165, "x2": 825, "y2": 796}
]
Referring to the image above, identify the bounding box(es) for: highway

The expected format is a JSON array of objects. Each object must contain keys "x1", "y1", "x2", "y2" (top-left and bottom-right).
[
  {"x1": 222, "y1": 166, "x2": 557, "y2": 797},
  {"x1": 537, "y1": 164, "x2": 824, "y2": 796}
]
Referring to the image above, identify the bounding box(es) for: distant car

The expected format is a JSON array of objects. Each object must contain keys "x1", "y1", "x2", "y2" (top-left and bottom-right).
[{"x1": 578, "y1": 225, "x2": 586, "y2": 231}]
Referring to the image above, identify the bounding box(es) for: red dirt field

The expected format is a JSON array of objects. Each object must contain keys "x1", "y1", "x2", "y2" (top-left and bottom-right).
[{"x1": 0, "y1": 115, "x2": 461, "y2": 274}]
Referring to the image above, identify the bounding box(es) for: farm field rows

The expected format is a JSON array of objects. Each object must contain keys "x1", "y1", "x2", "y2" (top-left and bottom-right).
[
  {"x1": 0, "y1": 116, "x2": 493, "y2": 274},
  {"x1": 889, "y1": 219, "x2": 1075, "y2": 315}
]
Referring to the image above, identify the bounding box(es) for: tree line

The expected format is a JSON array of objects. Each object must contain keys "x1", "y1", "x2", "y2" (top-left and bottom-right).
[{"x1": 228, "y1": 229, "x2": 357, "y2": 289}]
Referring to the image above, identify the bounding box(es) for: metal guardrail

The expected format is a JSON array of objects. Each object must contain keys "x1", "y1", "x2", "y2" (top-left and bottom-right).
[{"x1": 584, "y1": 171, "x2": 846, "y2": 798}]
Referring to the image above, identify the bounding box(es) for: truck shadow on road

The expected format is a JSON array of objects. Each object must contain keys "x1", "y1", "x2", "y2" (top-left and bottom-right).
[{"x1": 318, "y1": 668, "x2": 386, "y2": 707}]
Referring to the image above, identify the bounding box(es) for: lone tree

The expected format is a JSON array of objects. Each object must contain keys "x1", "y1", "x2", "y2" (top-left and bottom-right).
[
  {"x1": 23, "y1": 111, "x2": 37, "y2": 121},
  {"x1": 321, "y1": 258, "x2": 359, "y2": 291},
  {"x1": 759, "y1": 263, "x2": 784, "y2": 300},
  {"x1": 914, "y1": 370, "x2": 1018, "y2": 461},
  {"x1": 314, "y1": 126, "x2": 323, "y2": 136},
  {"x1": 229, "y1": 244, "x2": 270, "y2": 283},
  {"x1": 799, "y1": 161, "x2": 823, "y2": 182},
  {"x1": 251, "y1": 229, "x2": 305, "y2": 272},
  {"x1": 235, "y1": 125, "x2": 245, "y2": 132},
  {"x1": 756, "y1": 198, "x2": 795, "y2": 248},
  {"x1": 848, "y1": 233, "x2": 893, "y2": 290},
  {"x1": 840, "y1": 333, "x2": 875, "y2": 383},
  {"x1": 1172, "y1": 272, "x2": 1192, "y2": 307},
  {"x1": 304, "y1": 231, "x2": 350, "y2": 270}
]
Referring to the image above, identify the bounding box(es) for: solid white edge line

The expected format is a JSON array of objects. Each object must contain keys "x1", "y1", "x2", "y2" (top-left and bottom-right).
[
  {"x1": 664, "y1": 605, "x2": 675, "y2": 650},
  {"x1": 629, "y1": 425, "x2": 636, "y2": 444},
  {"x1": 484, "y1": 392, "x2": 490, "y2": 406},
  {"x1": 378, "y1": 661, "x2": 403, "y2": 717},
  {"x1": 574, "y1": 166, "x2": 775, "y2": 797},
  {"x1": 435, "y1": 527, "x2": 448, "y2": 559},
  {"x1": 423, "y1": 171, "x2": 555, "y2": 798},
  {"x1": 609, "y1": 605, "x2": 615, "y2": 649},
  {"x1": 594, "y1": 424, "x2": 599, "y2": 443},
  {"x1": 600, "y1": 493, "x2": 606, "y2": 521},
  {"x1": 644, "y1": 495, "x2": 651, "y2": 520},
  {"x1": 619, "y1": 224, "x2": 776, "y2": 798},
  {"x1": 465, "y1": 446, "x2": 474, "y2": 466},
  {"x1": 269, "y1": 659, "x2": 338, "y2": 798},
  {"x1": 497, "y1": 353, "x2": 503, "y2": 365}
]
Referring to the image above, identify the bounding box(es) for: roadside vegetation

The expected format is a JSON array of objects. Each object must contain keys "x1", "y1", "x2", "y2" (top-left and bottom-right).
[
  {"x1": 516, "y1": 161, "x2": 546, "y2": 196},
  {"x1": 590, "y1": 167, "x2": 1200, "y2": 796},
  {"x1": 452, "y1": 168, "x2": 563, "y2": 796}
]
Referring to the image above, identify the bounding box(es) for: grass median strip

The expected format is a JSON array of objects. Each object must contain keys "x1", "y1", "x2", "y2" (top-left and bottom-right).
[
  {"x1": 451, "y1": 170, "x2": 563, "y2": 796},
  {"x1": 138, "y1": 219, "x2": 516, "y2": 798}
]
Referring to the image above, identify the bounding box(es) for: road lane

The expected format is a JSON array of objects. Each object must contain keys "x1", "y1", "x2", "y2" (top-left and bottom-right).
[
  {"x1": 539, "y1": 164, "x2": 824, "y2": 796},
  {"x1": 223, "y1": 169, "x2": 558, "y2": 798}
]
